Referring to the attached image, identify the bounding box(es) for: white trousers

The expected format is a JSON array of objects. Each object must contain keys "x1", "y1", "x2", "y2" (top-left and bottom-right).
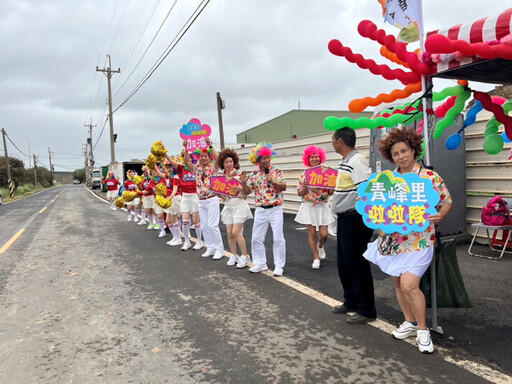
[
  {"x1": 251, "y1": 205, "x2": 286, "y2": 268},
  {"x1": 198, "y1": 196, "x2": 224, "y2": 252}
]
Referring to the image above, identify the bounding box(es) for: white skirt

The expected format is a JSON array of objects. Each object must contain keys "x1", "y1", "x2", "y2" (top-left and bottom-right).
[
  {"x1": 294, "y1": 202, "x2": 334, "y2": 227},
  {"x1": 221, "y1": 198, "x2": 253, "y2": 225},
  {"x1": 363, "y1": 239, "x2": 433, "y2": 278}
]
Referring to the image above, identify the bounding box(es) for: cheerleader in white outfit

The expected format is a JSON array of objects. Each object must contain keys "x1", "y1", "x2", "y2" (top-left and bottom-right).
[
  {"x1": 215, "y1": 148, "x2": 253, "y2": 268},
  {"x1": 294, "y1": 145, "x2": 334, "y2": 269}
]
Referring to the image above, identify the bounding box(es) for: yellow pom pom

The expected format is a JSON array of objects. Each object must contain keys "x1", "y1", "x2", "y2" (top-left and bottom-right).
[
  {"x1": 151, "y1": 141, "x2": 167, "y2": 161},
  {"x1": 155, "y1": 183, "x2": 167, "y2": 196},
  {"x1": 122, "y1": 191, "x2": 138, "y2": 202},
  {"x1": 114, "y1": 197, "x2": 125, "y2": 208},
  {"x1": 146, "y1": 154, "x2": 157, "y2": 170},
  {"x1": 156, "y1": 195, "x2": 172, "y2": 209},
  {"x1": 133, "y1": 175, "x2": 142, "y2": 185}
]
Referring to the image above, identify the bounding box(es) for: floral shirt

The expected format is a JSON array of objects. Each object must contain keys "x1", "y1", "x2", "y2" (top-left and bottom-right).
[
  {"x1": 246, "y1": 165, "x2": 286, "y2": 207},
  {"x1": 297, "y1": 172, "x2": 331, "y2": 206},
  {"x1": 378, "y1": 163, "x2": 452, "y2": 255},
  {"x1": 196, "y1": 162, "x2": 217, "y2": 198}
]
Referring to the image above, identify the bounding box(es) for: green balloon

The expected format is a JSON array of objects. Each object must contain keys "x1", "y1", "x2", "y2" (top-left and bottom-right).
[
  {"x1": 432, "y1": 84, "x2": 465, "y2": 102},
  {"x1": 434, "y1": 90, "x2": 471, "y2": 139},
  {"x1": 324, "y1": 113, "x2": 423, "y2": 131},
  {"x1": 484, "y1": 124, "x2": 499, "y2": 137},
  {"x1": 483, "y1": 134, "x2": 504, "y2": 155}
]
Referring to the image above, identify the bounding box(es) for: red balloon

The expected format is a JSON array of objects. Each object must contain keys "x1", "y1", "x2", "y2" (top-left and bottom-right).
[
  {"x1": 435, "y1": 96, "x2": 457, "y2": 118},
  {"x1": 328, "y1": 39, "x2": 421, "y2": 85},
  {"x1": 474, "y1": 91, "x2": 512, "y2": 140},
  {"x1": 426, "y1": 34, "x2": 512, "y2": 60}
]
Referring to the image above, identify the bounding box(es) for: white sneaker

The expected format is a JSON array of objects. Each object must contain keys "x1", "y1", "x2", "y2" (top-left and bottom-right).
[
  {"x1": 392, "y1": 321, "x2": 418, "y2": 340},
  {"x1": 158, "y1": 230, "x2": 167, "y2": 238},
  {"x1": 312, "y1": 259, "x2": 320, "y2": 269},
  {"x1": 273, "y1": 266, "x2": 284, "y2": 276},
  {"x1": 127, "y1": 215, "x2": 132, "y2": 222},
  {"x1": 417, "y1": 329, "x2": 434, "y2": 354},
  {"x1": 112, "y1": 207, "x2": 117, "y2": 211},
  {"x1": 168, "y1": 238, "x2": 182, "y2": 246},
  {"x1": 212, "y1": 250, "x2": 224, "y2": 260},
  {"x1": 192, "y1": 242, "x2": 204, "y2": 251},
  {"x1": 137, "y1": 220, "x2": 146, "y2": 226},
  {"x1": 249, "y1": 264, "x2": 268, "y2": 273},
  {"x1": 147, "y1": 224, "x2": 154, "y2": 230},
  {"x1": 227, "y1": 255, "x2": 238, "y2": 266},
  {"x1": 236, "y1": 255, "x2": 249, "y2": 269},
  {"x1": 133, "y1": 217, "x2": 139, "y2": 223},
  {"x1": 181, "y1": 241, "x2": 192, "y2": 251},
  {"x1": 201, "y1": 249, "x2": 215, "y2": 258},
  {"x1": 317, "y1": 244, "x2": 326, "y2": 260}
]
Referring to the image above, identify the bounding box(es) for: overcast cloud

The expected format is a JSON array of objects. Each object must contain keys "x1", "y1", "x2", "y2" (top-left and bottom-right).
[{"x1": 0, "y1": 0, "x2": 509, "y2": 171}]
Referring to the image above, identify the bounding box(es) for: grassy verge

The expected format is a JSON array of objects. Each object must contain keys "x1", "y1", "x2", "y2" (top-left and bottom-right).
[{"x1": 1, "y1": 183, "x2": 57, "y2": 204}]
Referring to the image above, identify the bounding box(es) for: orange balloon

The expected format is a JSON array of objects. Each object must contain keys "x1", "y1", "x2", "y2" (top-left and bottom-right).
[
  {"x1": 349, "y1": 82, "x2": 422, "y2": 113},
  {"x1": 379, "y1": 46, "x2": 410, "y2": 68}
]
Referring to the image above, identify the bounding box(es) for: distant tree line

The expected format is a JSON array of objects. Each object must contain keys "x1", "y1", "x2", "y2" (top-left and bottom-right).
[{"x1": 0, "y1": 157, "x2": 54, "y2": 189}]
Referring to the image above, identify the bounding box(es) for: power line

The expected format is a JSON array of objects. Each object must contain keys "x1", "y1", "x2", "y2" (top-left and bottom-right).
[
  {"x1": 113, "y1": 0, "x2": 162, "y2": 90},
  {"x1": 113, "y1": 0, "x2": 211, "y2": 113},
  {"x1": 107, "y1": 0, "x2": 131, "y2": 56},
  {"x1": 113, "y1": 0, "x2": 178, "y2": 97},
  {"x1": 4, "y1": 132, "x2": 29, "y2": 157}
]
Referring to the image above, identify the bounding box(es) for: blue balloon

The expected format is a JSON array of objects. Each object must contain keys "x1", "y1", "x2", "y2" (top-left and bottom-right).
[
  {"x1": 445, "y1": 133, "x2": 463, "y2": 150},
  {"x1": 463, "y1": 101, "x2": 482, "y2": 127},
  {"x1": 502, "y1": 131, "x2": 512, "y2": 143}
]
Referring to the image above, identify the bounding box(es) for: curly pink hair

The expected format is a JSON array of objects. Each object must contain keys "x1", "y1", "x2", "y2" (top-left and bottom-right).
[{"x1": 302, "y1": 145, "x2": 326, "y2": 167}]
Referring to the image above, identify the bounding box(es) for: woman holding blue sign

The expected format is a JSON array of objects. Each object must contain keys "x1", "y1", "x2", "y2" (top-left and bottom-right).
[
  {"x1": 295, "y1": 145, "x2": 334, "y2": 269},
  {"x1": 363, "y1": 127, "x2": 452, "y2": 354}
]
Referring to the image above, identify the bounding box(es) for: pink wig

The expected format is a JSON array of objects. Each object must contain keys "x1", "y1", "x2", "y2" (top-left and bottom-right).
[{"x1": 302, "y1": 145, "x2": 326, "y2": 167}]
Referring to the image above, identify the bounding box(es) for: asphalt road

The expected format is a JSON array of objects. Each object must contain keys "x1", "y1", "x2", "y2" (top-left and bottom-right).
[{"x1": 0, "y1": 185, "x2": 508, "y2": 383}]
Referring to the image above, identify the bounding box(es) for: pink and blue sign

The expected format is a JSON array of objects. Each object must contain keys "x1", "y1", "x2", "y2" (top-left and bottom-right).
[
  {"x1": 356, "y1": 170, "x2": 440, "y2": 235},
  {"x1": 179, "y1": 118, "x2": 212, "y2": 152}
]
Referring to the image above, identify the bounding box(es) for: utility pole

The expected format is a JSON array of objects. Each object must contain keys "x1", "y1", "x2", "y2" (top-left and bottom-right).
[
  {"x1": 85, "y1": 119, "x2": 96, "y2": 169},
  {"x1": 83, "y1": 144, "x2": 90, "y2": 186},
  {"x1": 1, "y1": 128, "x2": 15, "y2": 197},
  {"x1": 96, "y1": 54, "x2": 120, "y2": 165},
  {"x1": 48, "y1": 147, "x2": 54, "y2": 185},
  {"x1": 33, "y1": 154, "x2": 38, "y2": 185},
  {"x1": 216, "y1": 92, "x2": 226, "y2": 150}
]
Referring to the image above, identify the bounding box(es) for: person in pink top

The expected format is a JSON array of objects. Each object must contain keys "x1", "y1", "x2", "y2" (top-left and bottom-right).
[
  {"x1": 103, "y1": 171, "x2": 120, "y2": 210},
  {"x1": 295, "y1": 145, "x2": 334, "y2": 270}
]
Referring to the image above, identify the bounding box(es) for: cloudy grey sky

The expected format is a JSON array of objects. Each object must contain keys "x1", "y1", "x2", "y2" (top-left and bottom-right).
[{"x1": 1, "y1": 0, "x2": 509, "y2": 171}]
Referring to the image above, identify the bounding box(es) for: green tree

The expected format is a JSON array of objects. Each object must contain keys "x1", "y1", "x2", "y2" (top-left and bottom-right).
[
  {"x1": 26, "y1": 167, "x2": 53, "y2": 187},
  {"x1": 0, "y1": 157, "x2": 26, "y2": 189},
  {"x1": 73, "y1": 168, "x2": 86, "y2": 183}
]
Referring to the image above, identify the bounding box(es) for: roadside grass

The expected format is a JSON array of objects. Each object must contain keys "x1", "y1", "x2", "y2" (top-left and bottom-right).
[{"x1": 1, "y1": 183, "x2": 59, "y2": 204}]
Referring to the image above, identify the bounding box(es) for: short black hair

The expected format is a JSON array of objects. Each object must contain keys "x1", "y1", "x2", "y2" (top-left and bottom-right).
[{"x1": 333, "y1": 127, "x2": 356, "y2": 148}]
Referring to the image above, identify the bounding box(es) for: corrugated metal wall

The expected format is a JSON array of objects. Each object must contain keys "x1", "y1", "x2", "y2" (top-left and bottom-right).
[{"x1": 235, "y1": 113, "x2": 512, "y2": 241}]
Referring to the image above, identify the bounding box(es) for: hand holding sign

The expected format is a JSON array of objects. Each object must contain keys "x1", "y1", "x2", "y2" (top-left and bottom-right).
[
  {"x1": 305, "y1": 166, "x2": 338, "y2": 189},
  {"x1": 356, "y1": 170, "x2": 440, "y2": 234},
  {"x1": 210, "y1": 176, "x2": 242, "y2": 197},
  {"x1": 180, "y1": 118, "x2": 212, "y2": 152}
]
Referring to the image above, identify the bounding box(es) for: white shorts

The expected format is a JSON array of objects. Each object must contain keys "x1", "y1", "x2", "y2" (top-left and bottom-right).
[
  {"x1": 106, "y1": 190, "x2": 118, "y2": 200},
  {"x1": 142, "y1": 195, "x2": 156, "y2": 210},
  {"x1": 294, "y1": 202, "x2": 334, "y2": 227},
  {"x1": 180, "y1": 193, "x2": 199, "y2": 213},
  {"x1": 221, "y1": 198, "x2": 253, "y2": 225},
  {"x1": 155, "y1": 204, "x2": 172, "y2": 215},
  {"x1": 169, "y1": 195, "x2": 182, "y2": 215},
  {"x1": 126, "y1": 197, "x2": 141, "y2": 207}
]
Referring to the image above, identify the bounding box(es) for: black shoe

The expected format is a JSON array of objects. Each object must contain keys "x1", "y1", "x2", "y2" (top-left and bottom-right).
[
  {"x1": 346, "y1": 313, "x2": 375, "y2": 325},
  {"x1": 332, "y1": 305, "x2": 352, "y2": 314}
]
